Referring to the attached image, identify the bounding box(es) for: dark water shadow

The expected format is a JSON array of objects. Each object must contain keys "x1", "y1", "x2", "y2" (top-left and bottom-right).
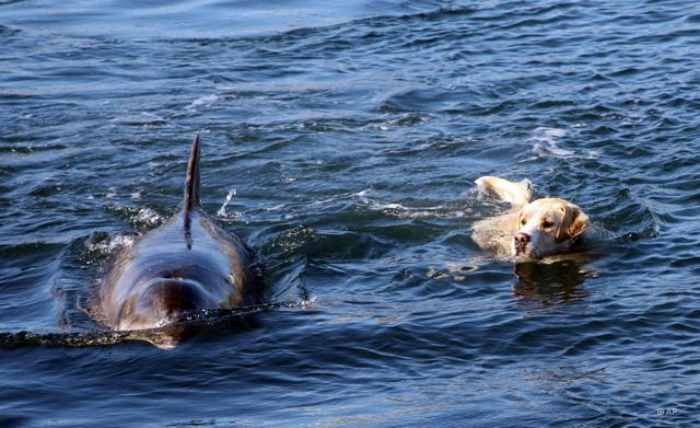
[
  {"x1": 512, "y1": 258, "x2": 593, "y2": 307},
  {"x1": 0, "y1": 301, "x2": 301, "y2": 350}
]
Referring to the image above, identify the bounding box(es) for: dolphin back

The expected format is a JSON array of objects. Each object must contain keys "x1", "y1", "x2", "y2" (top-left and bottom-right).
[{"x1": 100, "y1": 133, "x2": 261, "y2": 347}]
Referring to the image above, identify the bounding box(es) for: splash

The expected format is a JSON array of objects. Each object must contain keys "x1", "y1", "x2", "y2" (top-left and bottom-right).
[{"x1": 217, "y1": 188, "x2": 244, "y2": 219}]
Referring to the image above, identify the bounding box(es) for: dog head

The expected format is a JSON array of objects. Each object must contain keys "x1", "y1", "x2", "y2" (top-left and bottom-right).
[{"x1": 511, "y1": 198, "x2": 588, "y2": 260}]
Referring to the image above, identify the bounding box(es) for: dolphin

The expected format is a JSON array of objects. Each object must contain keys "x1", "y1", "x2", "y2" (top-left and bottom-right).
[{"x1": 99, "y1": 133, "x2": 261, "y2": 348}]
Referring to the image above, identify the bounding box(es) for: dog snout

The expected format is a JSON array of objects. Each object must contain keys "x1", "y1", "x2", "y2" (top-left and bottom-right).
[{"x1": 514, "y1": 232, "x2": 530, "y2": 245}]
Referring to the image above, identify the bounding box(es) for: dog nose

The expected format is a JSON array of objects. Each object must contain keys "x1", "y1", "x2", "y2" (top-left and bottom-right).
[{"x1": 514, "y1": 232, "x2": 530, "y2": 244}]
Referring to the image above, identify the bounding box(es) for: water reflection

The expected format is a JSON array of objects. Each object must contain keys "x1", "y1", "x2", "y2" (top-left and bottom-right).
[
  {"x1": 0, "y1": 303, "x2": 280, "y2": 350},
  {"x1": 512, "y1": 257, "x2": 592, "y2": 306}
]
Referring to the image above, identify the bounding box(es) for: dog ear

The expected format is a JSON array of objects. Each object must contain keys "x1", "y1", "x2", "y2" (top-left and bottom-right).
[
  {"x1": 513, "y1": 207, "x2": 525, "y2": 233},
  {"x1": 559, "y1": 205, "x2": 588, "y2": 242}
]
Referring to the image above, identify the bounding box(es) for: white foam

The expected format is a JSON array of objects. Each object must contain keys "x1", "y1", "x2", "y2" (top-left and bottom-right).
[
  {"x1": 357, "y1": 189, "x2": 467, "y2": 219},
  {"x1": 529, "y1": 127, "x2": 598, "y2": 160},
  {"x1": 133, "y1": 207, "x2": 163, "y2": 229},
  {"x1": 86, "y1": 233, "x2": 136, "y2": 262},
  {"x1": 299, "y1": 293, "x2": 317, "y2": 308},
  {"x1": 109, "y1": 234, "x2": 136, "y2": 250},
  {"x1": 531, "y1": 127, "x2": 574, "y2": 158},
  {"x1": 187, "y1": 94, "x2": 220, "y2": 110}
]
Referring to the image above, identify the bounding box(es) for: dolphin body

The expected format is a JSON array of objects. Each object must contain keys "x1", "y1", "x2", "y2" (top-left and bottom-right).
[{"x1": 100, "y1": 134, "x2": 261, "y2": 348}]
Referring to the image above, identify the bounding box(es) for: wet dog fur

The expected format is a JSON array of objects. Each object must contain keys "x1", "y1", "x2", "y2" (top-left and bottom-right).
[{"x1": 471, "y1": 176, "x2": 604, "y2": 261}]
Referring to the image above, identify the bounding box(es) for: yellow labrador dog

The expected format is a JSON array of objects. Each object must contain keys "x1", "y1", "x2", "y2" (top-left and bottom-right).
[{"x1": 472, "y1": 176, "x2": 604, "y2": 261}]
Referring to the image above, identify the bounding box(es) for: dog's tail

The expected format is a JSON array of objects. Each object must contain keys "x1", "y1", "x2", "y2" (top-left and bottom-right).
[{"x1": 475, "y1": 176, "x2": 532, "y2": 207}]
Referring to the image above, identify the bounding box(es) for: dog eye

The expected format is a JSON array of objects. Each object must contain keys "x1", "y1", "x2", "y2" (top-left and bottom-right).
[
  {"x1": 520, "y1": 218, "x2": 527, "y2": 226},
  {"x1": 542, "y1": 220, "x2": 554, "y2": 228}
]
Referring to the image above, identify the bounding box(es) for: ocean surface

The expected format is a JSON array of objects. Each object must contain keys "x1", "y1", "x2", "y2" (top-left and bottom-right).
[{"x1": 1, "y1": 0, "x2": 699, "y2": 426}]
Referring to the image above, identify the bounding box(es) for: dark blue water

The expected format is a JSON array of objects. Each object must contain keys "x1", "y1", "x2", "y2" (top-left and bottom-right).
[{"x1": 2, "y1": 0, "x2": 699, "y2": 426}]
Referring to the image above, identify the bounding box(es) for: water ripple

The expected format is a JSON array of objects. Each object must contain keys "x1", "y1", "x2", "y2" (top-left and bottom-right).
[{"x1": 1, "y1": 0, "x2": 700, "y2": 426}]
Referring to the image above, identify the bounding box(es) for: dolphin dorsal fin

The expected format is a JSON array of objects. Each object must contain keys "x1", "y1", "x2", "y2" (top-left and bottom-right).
[{"x1": 183, "y1": 133, "x2": 201, "y2": 216}]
